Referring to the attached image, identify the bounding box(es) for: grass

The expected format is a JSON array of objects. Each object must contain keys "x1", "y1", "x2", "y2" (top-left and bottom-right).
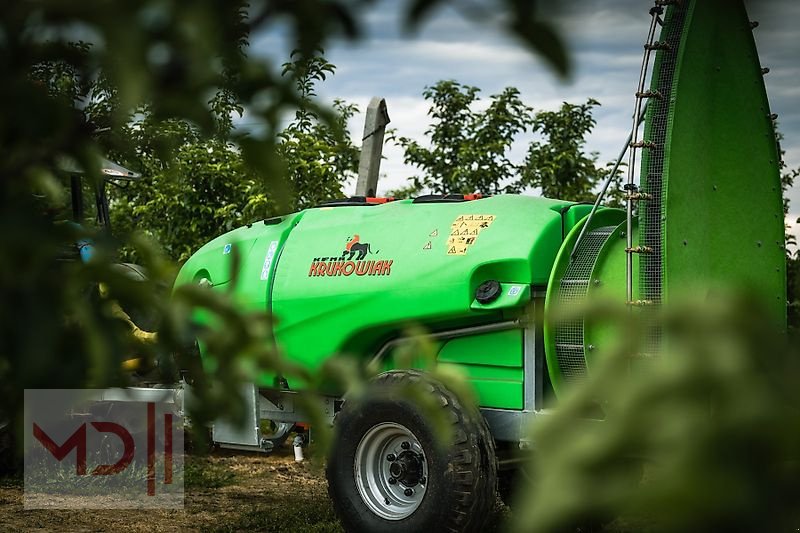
[
  {"x1": 0, "y1": 472, "x2": 22, "y2": 488},
  {"x1": 184, "y1": 455, "x2": 237, "y2": 489},
  {"x1": 211, "y1": 489, "x2": 344, "y2": 533},
  {"x1": 215, "y1": 499, "x2": 344, "y2": 533}
]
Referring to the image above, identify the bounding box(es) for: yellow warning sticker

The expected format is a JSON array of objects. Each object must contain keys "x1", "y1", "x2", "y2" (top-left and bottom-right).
[
  {"x1": 447, "y1": 214, "x2": 495, "y2": 255},
  {"x1": 447, "y1": 244, "x2": 468, "y2": 255}
]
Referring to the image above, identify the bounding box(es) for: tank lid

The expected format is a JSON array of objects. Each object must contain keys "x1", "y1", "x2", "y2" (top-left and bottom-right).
[
  {"x1": 412, "y1": 193, "x2": 487, "y2": 204},
  {"x1": 315, "y1": 196, "x2": 396, "y2": 207}
]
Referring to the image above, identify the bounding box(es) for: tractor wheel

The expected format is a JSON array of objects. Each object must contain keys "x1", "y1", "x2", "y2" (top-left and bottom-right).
[{"x1": 326, "y1": 370, "x2": 497, "y2": 533}]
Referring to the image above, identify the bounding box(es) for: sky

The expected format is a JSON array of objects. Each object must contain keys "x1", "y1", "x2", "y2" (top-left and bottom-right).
[{"x1": 250, "y1": 0, "x2": 800, "y2": 248}]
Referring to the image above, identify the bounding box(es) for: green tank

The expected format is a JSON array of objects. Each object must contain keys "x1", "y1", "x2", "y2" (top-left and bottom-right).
[{"x1": 174, "y1": 195, "x2": 597, "y2": 409}]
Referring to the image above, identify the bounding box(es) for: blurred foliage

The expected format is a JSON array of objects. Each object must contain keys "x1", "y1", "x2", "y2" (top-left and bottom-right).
[
  {"x1": 516, "y1": 294, "x2": 800, "y2": 532},
  {"x1": 1, "y1": 0, "x2": 280, "y2": 445},
  {"x1": 391, "y1": 82, "x2": 608, "y2": 201},
  {"x1": 0, "y1": 0, "x2": 569, "y2": 463},
  {"x1": 276, "y1": 52, "x2": 360, "y2": 212},
  {"x1": 110, "y1": 50, "x2": 358, "y2": 263}
]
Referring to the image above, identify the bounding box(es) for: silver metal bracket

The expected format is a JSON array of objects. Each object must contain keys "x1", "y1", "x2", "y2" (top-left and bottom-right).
[
  {"x1": 644, "y1": 41, "x2": 672, "y2": 51},
  {"x1": 629, "y1": 140, "x2": 657, "y2": 149},
  {"x1": 635, "y1": 89, "x2": 663, "y2": 100},
  {"x1": 625, "y1": 245, "x2": 654, "y2": 254}
]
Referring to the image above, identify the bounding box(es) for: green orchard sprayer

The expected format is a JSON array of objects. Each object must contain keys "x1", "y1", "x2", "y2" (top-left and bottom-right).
[{"x1": 173, "y1": 1, "x2": 786, "y2": 530}]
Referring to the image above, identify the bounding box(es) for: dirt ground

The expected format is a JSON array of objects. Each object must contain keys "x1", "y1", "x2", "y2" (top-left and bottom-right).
[
  {"x1": 0, "y1": 446, "x2": 346, "y2": 532},
  {"x1": 0, "y1": 446, "x2": 510, "y2": 532}
]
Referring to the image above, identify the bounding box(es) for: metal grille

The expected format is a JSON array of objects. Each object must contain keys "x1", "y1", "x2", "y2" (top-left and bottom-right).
[
  {"x1": 640, "y1": 3, "x2": 688, "y2": 305},
  {"x1": 638, "y1": 3, "x2": 688, "y2": 355},
  {"x1": 554, "y1": 226, "x2": 616, "y2": 382}
]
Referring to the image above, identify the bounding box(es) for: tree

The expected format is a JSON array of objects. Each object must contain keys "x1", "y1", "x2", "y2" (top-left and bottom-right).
[
  {"x1": 395, "y1": 80, "x2": 533, "y2": 195},
  {"x1": 777, "y1": 127, "x2": 800, "y2": 329},
  {"x1": 276, "y1": 51, "x2": 360, "y2": 211},
  {"x1": 789, "y1": 247, "x2": 799, "y2": 331},
  {"x1": 393, "y1": 82, "x2": 605, "y2": 202},
  {"x1": 111, "y1": 135, "x2": 262, "y2": 262},
  {"x1": 108, "y1": 50, "x2": 359, "y2": 262},
  {"x1": 518, "y1": 99, "x2": 602, "y2": 202}
]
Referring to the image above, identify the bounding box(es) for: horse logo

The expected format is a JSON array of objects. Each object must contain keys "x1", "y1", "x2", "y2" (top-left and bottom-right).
[{"x1": 340, "y1": 234, "x2": 372, "y2": 261}]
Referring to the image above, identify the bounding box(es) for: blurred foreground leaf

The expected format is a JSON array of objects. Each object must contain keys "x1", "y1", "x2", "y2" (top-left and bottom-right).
[{"x1": 516, "y1": 294, "x2": 800, "y2": 532}]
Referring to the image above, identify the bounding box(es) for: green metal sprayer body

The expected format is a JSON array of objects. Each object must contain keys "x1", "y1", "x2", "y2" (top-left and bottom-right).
[{"x1": 175, "y1": 196, "x2": 595, "y2": 410}]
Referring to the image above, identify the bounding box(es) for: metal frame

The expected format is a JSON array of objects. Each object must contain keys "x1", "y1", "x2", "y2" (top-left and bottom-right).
[
  {"x1": 211, "y1": 383, "x2": 265, "y2": 451},
  {"x1": 369, "y1": 319, "x2": 523, "y2": 367},
  {"x1": 89, "y1": 298, "x2": 548, "y2": 447},
  {"x1": 480, "y1": 292, "x2": 546, "y2": 443},
  {"x1": 258, "y1": 389, "x2": 337, "y2": 425}
]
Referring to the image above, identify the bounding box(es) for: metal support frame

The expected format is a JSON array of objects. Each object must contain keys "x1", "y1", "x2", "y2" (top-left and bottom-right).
[
  {"x1": 92, "y1": 308, "x2": 545, "y2": 447},
  {"x1": 626, "y1": 6, "x2": 662, "y2": 306},
  {"x1": 480, "y1": 294, "x2": 546, "y2": 443},
  {"x1": 258, "y1": 389, "x2": 337, "y2": 425},
  {"x1": 369, "y1": 320, "x2": 522, "y2": 367},
  {"x1": 212, "y1": 383, "x2": 266, "y2": 451},
  {"x1": 522, "y1": 297, "x2": 543, "y2": 412},
  {"x1": 480, "y1": 409, "x2": 533, "y2": 443}
]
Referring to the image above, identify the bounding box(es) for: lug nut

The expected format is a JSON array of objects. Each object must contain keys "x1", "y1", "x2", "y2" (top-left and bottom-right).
[
  {"x1": 386, "y1": 453, "x2": 396, "y2": 462},
  {"x1": 419, "y1": 476, "x2": 426, "y2": 485},
  {"x1": 388, "y1": 477, "x2": 397, "y2": 485},
  {"x1": 404, "y1": 488, "x2": 414, "y2": 497},
  {"x1": 401, "y1": 441, "x2": 410, "y2": 450}
]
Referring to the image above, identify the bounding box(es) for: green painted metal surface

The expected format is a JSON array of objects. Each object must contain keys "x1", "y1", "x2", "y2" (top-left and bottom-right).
[
  {"x1": 542, "y1": 209, "x2": 625, "y2": 396},
  {"x1": 437, "y1": 330, "x2": 524, "y2": 409},
  {"x1": 649, "y1": 0, "x2": 785, "y2": 319},
  {"x1": 582, "y1": 221, "x2": 639, "y2": 363},
  {"x1": 561, "y1": 204, "x2": 594, "y2": 237},
  {"x1": 176, "y1": 195, "x2": 578, "y2": 408},
  {"x1": 541, "y1": 0, "x2": 786, "y2": 399}
]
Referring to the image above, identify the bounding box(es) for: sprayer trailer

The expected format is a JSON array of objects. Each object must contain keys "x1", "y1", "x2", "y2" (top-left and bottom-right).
[{"x1": 174, "y1": 0, "x2": 786, "y2": 530}]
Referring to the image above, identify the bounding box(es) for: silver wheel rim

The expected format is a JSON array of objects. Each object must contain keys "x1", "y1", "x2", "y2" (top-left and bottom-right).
[{"x1": 354, "y1": 422, "x2": 428, "y2": 520}]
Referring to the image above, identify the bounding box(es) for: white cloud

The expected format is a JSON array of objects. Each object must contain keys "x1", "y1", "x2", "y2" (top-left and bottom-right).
[{"x1": 251, "y1": 0, "x2": 799, "y2": 214}]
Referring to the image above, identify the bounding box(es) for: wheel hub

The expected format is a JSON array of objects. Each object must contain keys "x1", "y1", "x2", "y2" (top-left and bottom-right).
[
  {"x1": 354, "y1": 422, "x2": 429, "y2": 520},
  {"x1": 390, "y1": 450, "x2": 424, "y2": 487}
]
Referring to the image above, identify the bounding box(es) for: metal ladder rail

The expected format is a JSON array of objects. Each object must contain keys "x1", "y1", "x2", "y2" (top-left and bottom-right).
[
  {"x1": 624, "y1": 4, "x2": 666, "y2": 306},
  {"x1": 570, "y1": 2, "x2": 664, "y2": 283}
]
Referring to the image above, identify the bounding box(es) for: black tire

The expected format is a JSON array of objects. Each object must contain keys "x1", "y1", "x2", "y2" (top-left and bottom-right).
[{"x1": 327, "y1": 370, "x2": 497, "y2": 533}]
